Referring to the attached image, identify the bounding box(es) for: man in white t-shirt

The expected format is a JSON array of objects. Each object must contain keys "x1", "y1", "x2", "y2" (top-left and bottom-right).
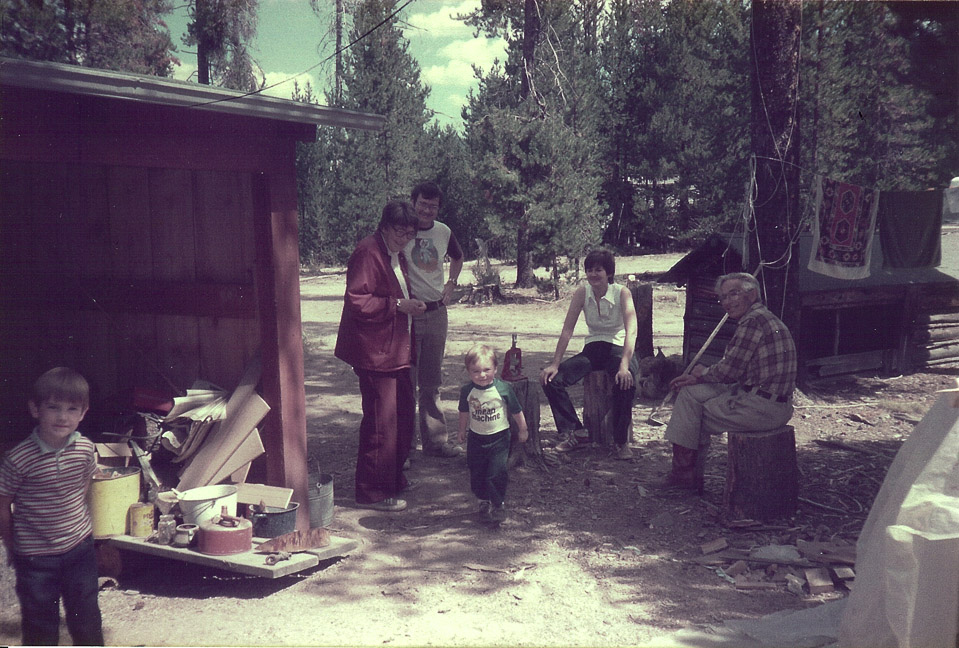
[{"x1": 405, "y1": 182, "x2": 465, "y2": 458}]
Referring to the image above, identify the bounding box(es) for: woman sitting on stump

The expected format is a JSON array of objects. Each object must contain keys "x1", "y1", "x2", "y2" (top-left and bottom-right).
[{"x1": 540, "y1": 249, "x2": 638, "y2": 459}]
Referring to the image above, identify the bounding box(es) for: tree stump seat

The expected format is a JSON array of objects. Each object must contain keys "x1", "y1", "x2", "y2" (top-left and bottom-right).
[
  {"x1": 694, "y1": 424, "x2": 798, "y2": 521},
  {"x1": 583, "y1": 371, "x2": 632, "y2": 446}
]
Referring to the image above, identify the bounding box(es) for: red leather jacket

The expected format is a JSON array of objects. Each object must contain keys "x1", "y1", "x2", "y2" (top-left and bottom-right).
[{"x1": 334, "y1": 231, "x2": 415, "y2": 372}]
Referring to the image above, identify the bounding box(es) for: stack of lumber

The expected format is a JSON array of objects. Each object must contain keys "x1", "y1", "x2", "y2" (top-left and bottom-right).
[
  {"x1": 148, "y1": 357, "x2": 271, "y2": 493},
  {"x1": 172, "y1": 358, "x2": 270, "y2": 491}
]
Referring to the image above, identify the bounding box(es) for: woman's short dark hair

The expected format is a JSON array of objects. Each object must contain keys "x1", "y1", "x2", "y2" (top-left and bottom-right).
[
  {"x1": 584, "y1": 249, "x2": 616, "y2": 281},
  {"x1": 377, "y1": 200, "x2": 418, "y2": 231}
]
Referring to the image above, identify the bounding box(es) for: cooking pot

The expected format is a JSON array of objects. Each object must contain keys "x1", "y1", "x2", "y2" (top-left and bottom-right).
[
  {"x1": 178, "y1": 484, "x2": 238, "y2": 526},
  {"x1": 197, "y1": 506, "x2": 252, "y2": 556}
]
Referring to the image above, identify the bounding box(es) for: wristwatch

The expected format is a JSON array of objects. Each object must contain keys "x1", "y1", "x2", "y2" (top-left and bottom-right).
[{"x1": 396, "y1": 298, "x2": 402, "y2": 310}]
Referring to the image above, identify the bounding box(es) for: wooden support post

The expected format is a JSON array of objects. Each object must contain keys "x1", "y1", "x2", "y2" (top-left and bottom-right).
[
  {"x1": 723, "y1": 425, "x2": 798, "y2": 520},
  {"x1": 630, "y1": 282, "x2": 654, "y2": 360},
  {"x1": 583, "y1": 371, "x2": 632, "y2": 446}
]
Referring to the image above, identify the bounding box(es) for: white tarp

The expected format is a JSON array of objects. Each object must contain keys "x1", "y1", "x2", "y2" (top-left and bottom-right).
[{"x1": 839, "y1": 393, "x2": 959, "y2": 648}]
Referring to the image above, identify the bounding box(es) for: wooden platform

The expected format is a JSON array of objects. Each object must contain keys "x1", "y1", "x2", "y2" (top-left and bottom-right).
[{"x1": 105, "y1": 534, "x2": 359, "y2": 579}]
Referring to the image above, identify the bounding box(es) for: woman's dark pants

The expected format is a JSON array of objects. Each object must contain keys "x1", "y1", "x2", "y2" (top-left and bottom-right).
[{"x1": 542, "y1": 341, "x2": 638, "y2": 445}]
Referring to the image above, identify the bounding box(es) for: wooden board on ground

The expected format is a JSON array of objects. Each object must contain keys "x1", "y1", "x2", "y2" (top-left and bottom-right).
[{"x1": 105, "y1": 534, "x2": 359, "y2": 579}]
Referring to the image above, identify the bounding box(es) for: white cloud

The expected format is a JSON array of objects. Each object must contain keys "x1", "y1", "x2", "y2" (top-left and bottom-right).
[
  {"x1": 439, "y1": 35, "x2": 505, "y2": 72},
  {"x1": 406, "y1": 0, "x2": 484, "y2": 39},
  {"x1": 260, "y1": 70, "x2": 320, "y2": 100}
]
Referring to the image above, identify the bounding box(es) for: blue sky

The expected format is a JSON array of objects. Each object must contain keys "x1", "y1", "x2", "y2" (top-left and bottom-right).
[{"x1": 164, "y1": 0, "x2": 507, "y2": 129}]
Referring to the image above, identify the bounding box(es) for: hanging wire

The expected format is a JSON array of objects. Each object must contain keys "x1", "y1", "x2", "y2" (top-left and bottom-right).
[{"x1": 187, "y1": 0, "x2": 417, "y2": 109}]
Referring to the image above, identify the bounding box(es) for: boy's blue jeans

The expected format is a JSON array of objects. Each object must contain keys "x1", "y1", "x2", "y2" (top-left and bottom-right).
[
  {"x1": 14, "y1": 534, "x2": 103, "y2": 646},
  {"x1": 466, "y1": 428, "x2": 510, "y2": 507}
]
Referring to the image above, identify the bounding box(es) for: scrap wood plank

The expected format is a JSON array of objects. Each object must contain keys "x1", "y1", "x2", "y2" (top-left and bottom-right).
[
  {"x1": 235, "y1": 483, "x2": 293, "y2": 508},
  {"x1": 700, "y1": 537, "x2": 729, "y2": 554},
  {"x1": 713, "y1": 550, "x2": 814, "y2": 568},
  {"x1": 230, "y1": 461, "x2": 251, "y2": 484},
  {"x1": 796, "y1": 539, "x2": 857, "y2": 565},
  {"x1": 804, "y1": 567, "x2": 835, "y2": 594},
  {"x1": 734, "y1": 577, "x2": 781, "y2": 590},
  {"x1": 176, "y1": 392, "x2": 269, "y2": 490},
  {"x1": 176, "y1": 354, "x2": 265, "y2": 490},
  {"x1": 832, "y1": 566, "x2": 855, "y2": 581},
  {"x1": 207, "y1": 427, "x2": 265, "y2": 486}
]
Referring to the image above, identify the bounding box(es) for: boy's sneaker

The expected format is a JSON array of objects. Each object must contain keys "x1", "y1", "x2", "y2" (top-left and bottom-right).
[
  {"x1": 556, "y1": 430, "x2": 589, "y2": 452},
  {"x1": 616, "y1": 443, "x2": 633, "y2": 460},
  {"x1": 490, "y1": 503, "x2": 507, "y2": 523},
  {"x1": 478, "y1": 500, "x2": 492, "y2": 518}
]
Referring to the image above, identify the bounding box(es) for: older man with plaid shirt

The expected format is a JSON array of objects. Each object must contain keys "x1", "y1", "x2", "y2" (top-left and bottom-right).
[{"x1": 661, "y1": 272, "x2": 797, "y2": 490}]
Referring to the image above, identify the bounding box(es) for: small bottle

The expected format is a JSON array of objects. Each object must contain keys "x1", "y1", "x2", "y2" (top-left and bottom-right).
[{"x1": 157, "y1": 514, "x2": 176, "y2": 545}]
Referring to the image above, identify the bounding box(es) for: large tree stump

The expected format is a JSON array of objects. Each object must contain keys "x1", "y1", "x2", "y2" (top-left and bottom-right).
[
  {"x1": 723, "y1": 425, "x2": 798, "y2": 521},
  {"x1": 506, "y1": 376, "x2": 544, "y2": 468},
  {"x1": 583, "y1": 371, "x2": 632, "y2": 446}
]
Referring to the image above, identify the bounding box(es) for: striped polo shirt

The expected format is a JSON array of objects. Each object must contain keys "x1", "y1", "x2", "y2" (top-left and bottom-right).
[{"x1": 0, "y1": 430, "x2": 97, "y2": 556}]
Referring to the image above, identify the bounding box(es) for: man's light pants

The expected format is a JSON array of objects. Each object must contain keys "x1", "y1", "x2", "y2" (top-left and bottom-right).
[
  {"x1": 665, "y1": 383, "x2": 793, "y2": 450},
  {"x1": 412, "y1": 306, "x2": 450, "y2": 452}
]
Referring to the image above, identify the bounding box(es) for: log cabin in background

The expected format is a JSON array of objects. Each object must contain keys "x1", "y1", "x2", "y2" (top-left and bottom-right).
[
  {"x1": 659, "y1": 195, "x2": 959, "y2": 385},
  {"x1": 0, "y1": 58, "x2": 384, "y2": 529}
]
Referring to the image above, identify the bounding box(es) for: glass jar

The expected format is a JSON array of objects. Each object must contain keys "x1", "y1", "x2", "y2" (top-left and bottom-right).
[{"x1": 156, "y1": 514, "x2": 177, "y2": 545}]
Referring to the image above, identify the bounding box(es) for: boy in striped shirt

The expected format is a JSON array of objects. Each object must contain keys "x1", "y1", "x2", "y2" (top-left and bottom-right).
[{"x1": 0, "y1": 367, "x2": 103, "y2": 645}]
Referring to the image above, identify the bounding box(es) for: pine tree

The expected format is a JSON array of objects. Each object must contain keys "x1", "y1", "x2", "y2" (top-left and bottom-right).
[
  {"x1": 296, "y1": 0, "x2": 432, "y2": 260},
  {"x1": 802, "y1": 2, "x2": 946, "y2": 190},
  {"x1": 184, "y1": 0, "x2": 260, "y2": 91},
  {"x1": 0, "y1": 0, "x2": 177, "y2": 76},
  {"x1": 464, "y1": 0, "x2": 606, "y2": 289}
]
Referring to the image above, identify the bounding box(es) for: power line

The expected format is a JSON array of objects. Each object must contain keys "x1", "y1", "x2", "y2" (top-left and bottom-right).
[{"x1": 188, "y1": 0, "x2": 416, "y2": 108}]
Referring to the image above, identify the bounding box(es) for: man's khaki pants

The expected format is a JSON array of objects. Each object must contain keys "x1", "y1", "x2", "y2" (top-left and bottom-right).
[
  {"x1": 412, "y1": 306, "x2": 450, "y2": 452},
  {"x1": 665, "y1": 383, "x2": 793, "y2": 450}
]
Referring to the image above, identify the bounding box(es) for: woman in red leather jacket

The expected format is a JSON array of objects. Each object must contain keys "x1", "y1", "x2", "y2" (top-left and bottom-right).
[{"x1": 335, "y1": 201, "x2": 427, "y2": 512}]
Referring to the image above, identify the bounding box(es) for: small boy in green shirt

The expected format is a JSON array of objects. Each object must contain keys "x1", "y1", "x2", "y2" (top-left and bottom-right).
[{"x1": 458, "y1": 344, "x2": 528, "y2": 523}]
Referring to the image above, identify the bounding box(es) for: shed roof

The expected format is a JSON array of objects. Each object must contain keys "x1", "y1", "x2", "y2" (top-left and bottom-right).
[{"x1": 0, "y1": 57, "x2": 385, "y2": 132}]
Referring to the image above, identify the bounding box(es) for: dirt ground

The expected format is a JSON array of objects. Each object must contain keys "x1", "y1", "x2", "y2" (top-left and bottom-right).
[{"x1": 1, "y1": 253, "x2": 956, "y2": 647}]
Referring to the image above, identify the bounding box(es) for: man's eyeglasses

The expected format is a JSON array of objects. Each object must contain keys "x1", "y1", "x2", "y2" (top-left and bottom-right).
[
  {"x1": 392, "y1": 227, "x2": 417, "y2": 239},
  {"x1": 719, "y1": 289, "x2": 747, "y2": 302}
]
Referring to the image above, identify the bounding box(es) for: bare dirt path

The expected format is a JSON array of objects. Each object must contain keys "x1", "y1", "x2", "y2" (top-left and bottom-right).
[{"x1": 1, "y1": 254, "x2": 953, "y2": 647}]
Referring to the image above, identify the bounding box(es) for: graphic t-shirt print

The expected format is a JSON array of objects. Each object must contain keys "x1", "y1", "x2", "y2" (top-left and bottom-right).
[
  {"x1": 468, "y1": 392, "x2": 504, "y2": 428},
  {"x1": 412, "y1": 237, "x2": 439, "y2": 273}
]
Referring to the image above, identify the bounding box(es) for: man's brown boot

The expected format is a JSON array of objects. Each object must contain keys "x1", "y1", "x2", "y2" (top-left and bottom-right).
[{"x1": 659, "y1": 443, "x2": 698, "y2": 490}]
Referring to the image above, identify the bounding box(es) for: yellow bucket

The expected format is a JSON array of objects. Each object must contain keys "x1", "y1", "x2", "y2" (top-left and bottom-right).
[{"x1": 89, "y1": 467, "x2": 141, "y2": 537}]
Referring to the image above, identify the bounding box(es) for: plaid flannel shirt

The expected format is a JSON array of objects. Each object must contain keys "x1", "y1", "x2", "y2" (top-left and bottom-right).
[{"x1": 701, "y1": 302, "x2": 797, "y2": 397}]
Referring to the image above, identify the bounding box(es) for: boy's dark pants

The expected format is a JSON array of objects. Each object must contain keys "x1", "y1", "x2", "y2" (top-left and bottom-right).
[
  {"x1": 467, "y1": 429, "x2": 510, "y2": 506},
  {"x1": 14, "y1": 534, "x2": 103, "y2": 646}
]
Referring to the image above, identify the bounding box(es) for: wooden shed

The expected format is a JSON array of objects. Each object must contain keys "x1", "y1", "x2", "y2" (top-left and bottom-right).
[
  {"x1": 660, "y1": 218, "x2": 959, "y2": 382},
  {"x1": 0, "y1": 58, "x2": 384, "y2": 528}
]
